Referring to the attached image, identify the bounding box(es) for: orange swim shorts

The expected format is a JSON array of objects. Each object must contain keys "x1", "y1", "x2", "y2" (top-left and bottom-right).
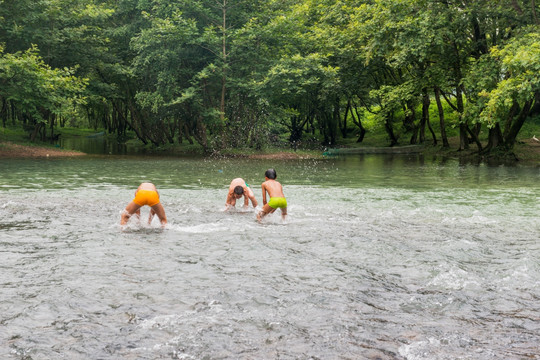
[{"x1": 133, "y1": 189, "x2": 160, "y2": 207}]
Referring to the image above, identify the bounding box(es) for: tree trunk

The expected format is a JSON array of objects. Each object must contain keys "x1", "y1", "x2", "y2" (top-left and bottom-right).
[
  {"x1": 402, "y1": 100, "x2": 416, "y2": 132},
  {"x1": 341, "y1": 100, "x2": 349, "y2": 138},
  {"x1": 0, "y1": 98, "x2": 6, "y2": 128},
  {"x1": 456, "y1": 86, "x2": 468, "y2": 150},
  {"x1": 409, "y1": 96, "x2": 421, "y2": 144},
  {"x1": 504, "y1": 99, "x2": 533, "y2": 148},
  {"x1": 484, "y1": 123, "x2": 504, "y2": 152},
  {"x1": 421, "y1": 88, "x2": 436, "y2": 144},
  {"x1": 114, "y1": 101, "x2": 148, "y2": 145},
  {"x1": 184, "y1": 123, "x2": 194, "y2": 144},
  {"x1": 427, "y1": 114, "x2": 437, "y2": 145},
  {"x1": 331, "y1": 99, "x2": 340, "y2": 144},
  {"x1": 410, "y1": 124, "x2": 419, "y2": 145},
  {"x1": 465, "y1": 124, "x2": 483, "y2": 152},
  {"x1": 471, "y1": 14, "x2": 488, "y2": 58},
  {"x1": 385, "y1": 112, "x2": 398, "y2": 146},
  {"x1": 350, "y1": 101, "x2": 366, "y2": 143},
  {"x1": 30, "y1": 122, "x2": 44, "y2": 142},
  {"x1": 288, "y1": 112, "x2": 309, "y2": 144},
  {"x1": 49, "y1": 114, "x2": 55, "y2": 142},
  {"x1": 194, "y1": 116, "x2": 208, "y2": 152},
  {"x1": 502, "y1": 100, "x2": 520, "y2": 139},
  {"x1": 434, "y1": 86, "x2": 449, "y2": 147},
  {"x1": 11, "y1": 101, "x2": 17, "y2": 126},
  {"x1": 220, "y1": 0, "x2": 227, "y2": 124}
]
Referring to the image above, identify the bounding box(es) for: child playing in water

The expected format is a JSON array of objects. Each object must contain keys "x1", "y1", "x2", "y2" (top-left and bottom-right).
[
  {"x1": 225, "y1": 178, "x2": 258, "y2": 210},
  {"x1": 121, "y1": 182, "x2": 167, "y2": 227},
  {"x1": 257, "y1": 168, "x2": 287, "y2": 222}
]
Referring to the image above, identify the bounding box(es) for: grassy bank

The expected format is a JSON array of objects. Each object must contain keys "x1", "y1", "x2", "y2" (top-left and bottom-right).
[
  {"x1": 328, "y1": 106, "x2": 540, "y2": 164},
  {"x1": 0, "y1": 126, "x2": 85, "y2": 158}
]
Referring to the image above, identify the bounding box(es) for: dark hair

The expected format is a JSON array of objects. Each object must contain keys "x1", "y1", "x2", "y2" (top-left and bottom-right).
[
  {"x1": 234, "y1": 185, "x2": 244, "y2": 195},
  {"x1": 265, "y1": 168, "x2": 277, "y2": 179}
]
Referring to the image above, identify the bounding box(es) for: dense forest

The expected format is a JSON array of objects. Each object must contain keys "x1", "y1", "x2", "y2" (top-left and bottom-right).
[{"x1": 0, "y1": 0, "x2": 539, "y2": 154}]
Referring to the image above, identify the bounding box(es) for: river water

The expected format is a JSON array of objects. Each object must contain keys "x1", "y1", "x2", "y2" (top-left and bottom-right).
[{"x1": 0, "y1": 154, "x2": 539, "y2": 359}]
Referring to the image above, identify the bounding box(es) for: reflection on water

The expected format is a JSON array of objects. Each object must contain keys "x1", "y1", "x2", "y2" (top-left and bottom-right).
[
  {"x1": 0, "y1": 155, "x2": 539, "y2": 359},
  {"x1": 59, "y1": 134, "x2": 146, "y2": 155}
]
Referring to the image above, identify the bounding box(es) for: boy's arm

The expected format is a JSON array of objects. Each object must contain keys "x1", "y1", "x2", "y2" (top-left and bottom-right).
[
  {"x1": 225, "y1": 191, "x2": 235, "y2": 209},
  {"x1": 261, "y1": 183, "x2": 268, "y2": 205},
  {"x1": 249, "y1": 193, "x2": 258, "y2": 207},
  {"x1": 247, "y1": 189, "x2": 258, "y2": 208}
]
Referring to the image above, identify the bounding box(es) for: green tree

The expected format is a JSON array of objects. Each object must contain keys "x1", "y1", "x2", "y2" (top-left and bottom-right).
[
  {"x1": 469, "y1": 29, "x2": 540, "y2": 152},
  {"x1": 1, "y1": 0, "x2": 539, "y2": 155},
  {"x1": 0, "y1": 0, "x2": 114, "y2": 133},
  {"x1": 126, "y1": 0, "x2": 269, "y2": 151},
  {"x1": 0, "y1": 45, "x2": 87, "y2": 140}
]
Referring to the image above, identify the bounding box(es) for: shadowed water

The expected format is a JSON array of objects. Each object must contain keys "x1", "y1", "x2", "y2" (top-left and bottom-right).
[{"x1": 0, "y1": 155, "x2": 539, "y2": 359}]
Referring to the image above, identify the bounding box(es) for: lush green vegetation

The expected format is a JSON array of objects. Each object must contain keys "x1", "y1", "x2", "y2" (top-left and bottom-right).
[{"x1": 1, "y1": 0, "x2": 539, "y2": 156}]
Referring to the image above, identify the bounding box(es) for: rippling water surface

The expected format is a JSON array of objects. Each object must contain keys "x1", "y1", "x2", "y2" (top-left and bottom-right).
[{"x1": 1, "y1": 155, "x2": 539, "y2": 359}]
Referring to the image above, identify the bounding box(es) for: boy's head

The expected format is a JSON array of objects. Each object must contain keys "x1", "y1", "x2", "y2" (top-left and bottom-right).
[
  {"x1": 234, "y1": 185, "x2": 244, "y2": 198},
  {"x1": 265, "y1": 168, "x2": 277, "y2": 180}
]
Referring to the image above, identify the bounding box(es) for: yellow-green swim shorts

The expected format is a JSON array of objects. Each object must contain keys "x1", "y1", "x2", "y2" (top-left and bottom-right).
[{"x1": 268, "y1": 197, "x2": 287, "y2": 209}]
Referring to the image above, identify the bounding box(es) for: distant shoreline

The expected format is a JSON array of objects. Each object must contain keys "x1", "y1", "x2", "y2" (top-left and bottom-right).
[
  {"x1": 1, "y1": 138, "x2": 538, "y2": 164},
  {"x1": 324, "y1": 145, "x2": 424, "y2": 155},
  {"x1": 0, "y1": 141, "x2": 86, "y2": 158}
]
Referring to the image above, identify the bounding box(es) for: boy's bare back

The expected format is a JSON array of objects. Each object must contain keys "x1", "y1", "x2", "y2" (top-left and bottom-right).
[
  {"x1": 225, "y1": 177, "x2": 258, "y2": 209},
  {"x1": 261, "y1": 179, "x2": 284, "y2": 198}
]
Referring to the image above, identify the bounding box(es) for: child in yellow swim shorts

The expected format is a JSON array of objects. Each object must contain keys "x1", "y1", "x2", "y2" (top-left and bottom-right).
[
  {"x1": 257, "y1": 168, "x2": 287, "y2": 222},
  {"x1": 121, "y1": 182, "x2": 167, "y2": 227}
]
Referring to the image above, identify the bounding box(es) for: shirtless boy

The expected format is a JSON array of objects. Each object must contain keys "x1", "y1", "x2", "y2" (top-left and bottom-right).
[
  {"x1": 225, "y1": 178, "x2": 258, "y2": 210},
  {"x1": 257, "y1": 169, "x2": 287, "y2": 222},
  {"x1": 121, "y1": 182, "x2": 167, "y2": 227}
]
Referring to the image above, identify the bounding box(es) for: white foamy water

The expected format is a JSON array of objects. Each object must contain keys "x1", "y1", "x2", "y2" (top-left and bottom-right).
[{"x1": 1, "y1": 155, "x2": 539, "y2": 359}]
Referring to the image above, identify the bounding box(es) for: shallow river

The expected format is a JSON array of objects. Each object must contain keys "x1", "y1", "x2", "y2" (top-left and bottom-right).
[{"x1": 1, "y1": 154, "x2": 539, "y2": 359}]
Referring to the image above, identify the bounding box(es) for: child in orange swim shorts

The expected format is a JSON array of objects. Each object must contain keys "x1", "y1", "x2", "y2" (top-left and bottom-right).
[{"x1": 121, "y1": 182, "x2": 167, "y2": 227}]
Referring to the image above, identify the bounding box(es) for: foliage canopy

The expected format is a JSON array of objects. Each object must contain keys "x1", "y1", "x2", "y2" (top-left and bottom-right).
[{"x1": 1, "y1": 0, "x2": 539, "y2": 153}]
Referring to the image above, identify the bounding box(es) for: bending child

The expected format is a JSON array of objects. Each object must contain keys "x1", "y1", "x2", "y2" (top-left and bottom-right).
[
  {"x1": 225, "y1": 178, "x2": 258, "y2": 210},
  {"x1": 121, "y1": 182, "x2": 167, "y2": 227},
  {"x1": 257, "y1": 169, "x2": 287, "y2": 222}
]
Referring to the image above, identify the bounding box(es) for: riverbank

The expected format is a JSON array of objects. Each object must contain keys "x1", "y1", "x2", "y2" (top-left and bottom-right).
[
  {"x1": 0, "y1": 141, "x2": 85, "y2": 158},
  {"x1": 325, "y1": 136, "x2": 540, "y2": 165},
  {"x1": 0, "y1": 140, "x2": 316, "y2": 160},
  {"x1": 430, "y1": 136, "x2": 540, "y2": 165},
  {"x1": 1, "y1": 137, "x2": 539, "y2": 164}
]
